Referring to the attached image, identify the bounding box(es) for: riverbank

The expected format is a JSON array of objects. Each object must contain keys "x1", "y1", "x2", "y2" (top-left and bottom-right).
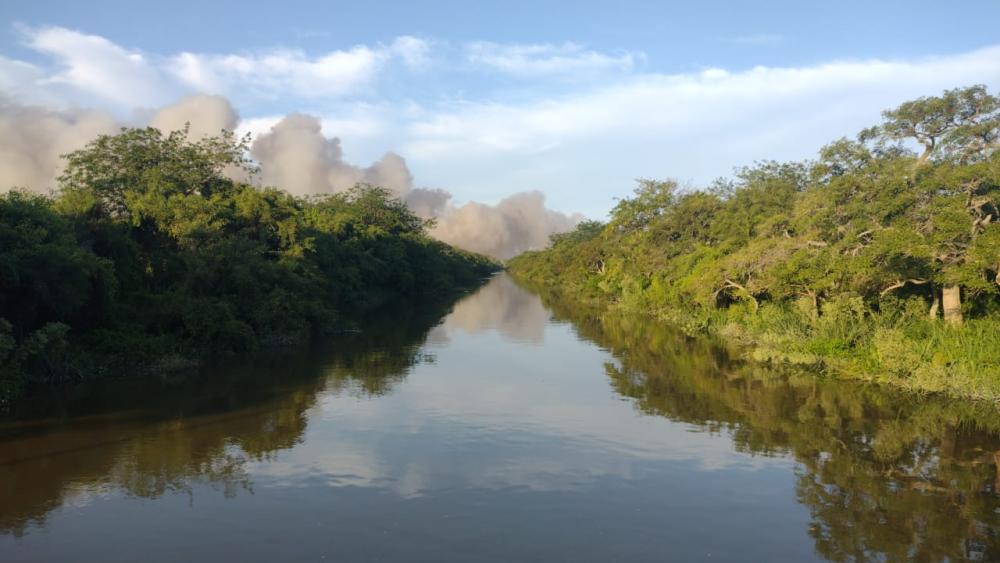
[{"x1": 508, "y1": 271, "x2": 1000, "y2": 403}]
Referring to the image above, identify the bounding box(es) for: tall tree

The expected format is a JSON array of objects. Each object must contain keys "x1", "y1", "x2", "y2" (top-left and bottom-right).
[{"x1": 878, "y1": 85, "x2": 1000, "y2": 165}]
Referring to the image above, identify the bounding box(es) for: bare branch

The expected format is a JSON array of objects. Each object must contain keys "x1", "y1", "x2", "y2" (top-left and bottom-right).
[{"x1": 880, "y1": 278, "x2": 929, "y2": 297}]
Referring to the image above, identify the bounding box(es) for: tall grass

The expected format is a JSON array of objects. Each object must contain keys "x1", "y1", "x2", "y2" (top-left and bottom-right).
[{"x1": 633, "y1": 294, "x2": 1000, "y2": 401}]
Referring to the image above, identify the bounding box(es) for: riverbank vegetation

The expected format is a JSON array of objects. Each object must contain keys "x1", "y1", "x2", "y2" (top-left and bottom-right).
[
  {"x1": 509, "y1": 85, "x2": 1000, "y2": 400},
  {"x1": 0, "y1": 127, "x2": 499, "y2": 404}
]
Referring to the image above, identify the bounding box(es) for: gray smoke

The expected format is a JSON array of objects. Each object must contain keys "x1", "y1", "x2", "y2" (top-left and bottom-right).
[
  {"x1": 405, "y1": 187, "x2": 451, "y2": 219},
  {"x1": 429, "y1": 191, "x2": 582, "y2": 260},
  {"x1": 0, "y1": 96, "x2": 579, "y2": 259},
  {"x1": 150, "y1": 95, "x2": 252, "y2": 182},
  {"x1": 247, "y1": 113, "x2": 580, "y2": 258},
  {"x1": 406, "y1": 187, "x2": 581, "y2": 259},
  {"x1": 0, "y1": 95, "x2": 239, "y2": 194},
  {"x1": 0, "y1": 98, "x2": 117, "y2": 193},
  {"x1": 149, "y1": 94, "x2": 239, "y2": 139},
  {"x1": 249, "y1": 113, "x2": 413, "y2": 197}
]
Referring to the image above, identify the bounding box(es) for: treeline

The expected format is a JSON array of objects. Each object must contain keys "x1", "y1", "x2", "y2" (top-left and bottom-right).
[
  {"x1": 509, "y1": 85, "x2": 1000, "y2": 399},
  {"x1": 0, "y1": 127, "x2": 499, "y2": 403}
]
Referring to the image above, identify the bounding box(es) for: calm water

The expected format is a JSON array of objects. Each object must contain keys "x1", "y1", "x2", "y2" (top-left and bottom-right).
[{"x1": 2, "y1": 274, "x2": 999, "y2": 562}]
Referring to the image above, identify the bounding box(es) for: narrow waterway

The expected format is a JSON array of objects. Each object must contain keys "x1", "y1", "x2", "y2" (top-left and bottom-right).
[{"x1": 1, "y1": 273, "x2": 998, "y2": 562}]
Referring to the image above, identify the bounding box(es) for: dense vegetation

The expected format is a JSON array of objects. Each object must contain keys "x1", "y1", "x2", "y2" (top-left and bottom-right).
[
  {"x1": 0, "y1": 127, "x2": 498, "y2": 404},
  {"x1": 509, "y1": 85, "x2": 1000, "y2": 400}
]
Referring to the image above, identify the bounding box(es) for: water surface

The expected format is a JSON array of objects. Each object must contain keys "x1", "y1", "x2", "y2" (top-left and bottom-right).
[{"x1": 2, "y1": 274, "x2": 999, "y2": 561}]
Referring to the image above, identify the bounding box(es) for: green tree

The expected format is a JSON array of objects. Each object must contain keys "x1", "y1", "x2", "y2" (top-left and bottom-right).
[
  {"x1": 0, "y1": 127, "x2": 499, "y2": 404},
  {"x1": 509, "y1": 85, "x2": 1000, "y2": 397},
  {"x1": 877, "y1": 85, "x2": 999, "y2": 165}
]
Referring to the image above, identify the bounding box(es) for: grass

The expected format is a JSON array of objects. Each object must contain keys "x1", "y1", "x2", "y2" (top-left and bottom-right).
[{"x1": 610, "y1": 293, "x2": 1000, "y2": 402}]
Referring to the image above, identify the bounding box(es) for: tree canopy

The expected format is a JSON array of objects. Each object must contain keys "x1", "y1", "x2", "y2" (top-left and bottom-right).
[
  {"x1": 510, "y1": 85, "x2": 1000, "y2": 399},
  {"x1": 1, "y1": 126, "x2": 498, "y2": 403}
]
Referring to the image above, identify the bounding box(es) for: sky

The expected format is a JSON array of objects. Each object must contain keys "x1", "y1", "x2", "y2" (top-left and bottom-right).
[{"x1": 2, "y1": 0, "x2": 1000, "y2": 218}]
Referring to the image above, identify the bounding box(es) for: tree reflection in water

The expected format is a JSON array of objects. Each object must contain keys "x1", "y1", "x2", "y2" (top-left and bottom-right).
[
  {"x1": 0, "y1": 294, "x2": 461, "y2": 536},
  {"x1": 3, "y1": 275, "x2": 1000, "y2": 561},
  {"x1": 530, "y1": 284, "x2": 1000, "y2": 562}
]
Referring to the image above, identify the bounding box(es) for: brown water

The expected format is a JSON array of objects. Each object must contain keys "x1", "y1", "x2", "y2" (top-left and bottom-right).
[{"x1": 1, "y1": 274, "x2": 999, "y2": 562}]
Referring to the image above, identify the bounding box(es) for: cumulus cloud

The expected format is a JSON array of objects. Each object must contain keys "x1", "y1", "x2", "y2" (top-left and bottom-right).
[
  {"x1": 21, "y1": 26, "x2": 176, "y2": 107},
  {"x1": 466, "y1": 41, "x2": 639, "y2": 76},
  {"x1": 3, "y1": 26, "x2": 427, "y2": 109}
]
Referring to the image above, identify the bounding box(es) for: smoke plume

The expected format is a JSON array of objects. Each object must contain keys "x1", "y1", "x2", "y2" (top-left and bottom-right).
[
  {"x1": 0, "y1": 96, "x2": 579, "y2": 259},
  {"x1": 249, "y1": 113, "x2": 413, "y2": 197},
  {"x1": 430, "y1": 191, "x2": 582, "y2": 260},
  {"x1": 149, "y1": 94, "x2": 239, "y2": 139},
  {"x1": 0, "y1": 99, "x2": 117, "y2": 193},
  {"x1": 405, "y1": 187, "x2": 451, "y2": 219},
  {"x1": 246, "y1": 113, "x2": 580, "y2": 258}
]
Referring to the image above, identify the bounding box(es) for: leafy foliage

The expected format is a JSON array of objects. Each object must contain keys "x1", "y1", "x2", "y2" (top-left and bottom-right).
[
  {"x1": 0, "y1": 127, "x2": 498, "y2": 403},
  {"x1": 510, "y1": 85, "x2": 1000, "y2": 399}
]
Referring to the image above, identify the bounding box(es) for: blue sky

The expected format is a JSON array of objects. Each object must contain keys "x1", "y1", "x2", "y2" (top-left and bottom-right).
[{"x1": 3, "y1": 0, "x2": 1000, "y2": 217}]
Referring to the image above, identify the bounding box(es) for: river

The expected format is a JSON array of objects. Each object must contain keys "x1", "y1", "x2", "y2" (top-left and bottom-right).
[{"x1": 1, "y1": 273, "x2": 998, "y2": 561}]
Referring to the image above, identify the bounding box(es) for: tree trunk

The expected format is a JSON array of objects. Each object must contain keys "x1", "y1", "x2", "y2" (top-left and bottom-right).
[
  {"x1": 942, "y1": 285, "x2": 962, "y2": 324},
  {"x1": 928, "y1": 290, "x2": 940, "y2": 319},
  {"x1": 994, "y1": 451, "x2": 1000, "y2": 494}
]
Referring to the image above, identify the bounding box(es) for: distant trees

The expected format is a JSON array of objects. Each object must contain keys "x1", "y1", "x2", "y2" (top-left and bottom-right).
[{"x1": 0, "y1": 126, "x2": 498, "y2": 403}]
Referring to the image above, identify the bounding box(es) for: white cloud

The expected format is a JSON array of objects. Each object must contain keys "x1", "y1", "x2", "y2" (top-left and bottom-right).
[
  {"x1": 2, "y1": 26, "x2": 425, "y2": 109},
  {"x1": 401, "y1": 45, "x2": 1000, "y2": 212},
  {"x1": 466, "y1": 41, "x2": 639, "y2": 76},
  {"x1": 0, "y1": 56, "x2": 44, "y2": 94},
  {"x1": 168, "y1": 45, "x2": 385, "y2": 99},
  {"x1": 3, "y1": 26, "x2": 1000, "y2": 219},
  {"x1": 390, "y1": 36, "x2": 432, "y2": 69},
  {"x1": 20, "y1": 26, "x2": 176, "y2": 106}
]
